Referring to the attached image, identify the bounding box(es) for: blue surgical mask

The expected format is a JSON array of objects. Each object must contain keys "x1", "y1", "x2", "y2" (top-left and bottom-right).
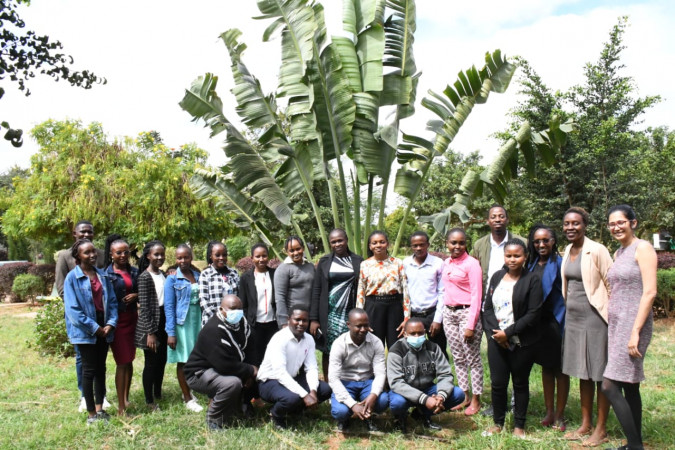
[
  {"x1": 407, "y1": 335, "x2": 425, "y2": 349},
  {"x1": 225, "y1": 309, "x2": 244, "y2": 325}
]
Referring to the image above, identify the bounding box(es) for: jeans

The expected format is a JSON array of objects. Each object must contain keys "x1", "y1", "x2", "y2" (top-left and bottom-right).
[
  {"x1": 389, "y1": 384, "x2": 465, "y2": 418},
  {"x1": 75, "y1": 345, "x2": 83, "y2": 395},
  {"x1": 330, "y1": 379, "x2": 389, "y2": 421}
]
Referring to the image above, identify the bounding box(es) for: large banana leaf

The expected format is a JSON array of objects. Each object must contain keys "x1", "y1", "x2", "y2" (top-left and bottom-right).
[
  {"x1": 179, "y1": 74, "x2": 228, "y2": 138},
  {"x1": 383, "y1": 0, "x2": 416, "y2": 77}
]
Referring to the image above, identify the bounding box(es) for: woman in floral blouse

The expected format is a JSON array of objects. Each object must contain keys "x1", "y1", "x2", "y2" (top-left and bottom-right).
[{"x1": 356, "y1": 230, "x2": 410, "y2": 349}]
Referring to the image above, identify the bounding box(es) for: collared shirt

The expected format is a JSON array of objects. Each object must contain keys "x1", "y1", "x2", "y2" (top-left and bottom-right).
[
  {"x1": 254, "y1": 271, "x2": 274, "y2": 323},
  {"x1": 199, "y1": 265, "x2": 240, "y2": 326},
  {"x1": 403, "y1": 253, "x2": 444, "y2": 323},
  {"x1": 328, "y1": 332, "x2": 386, "y2": 408},
  {"x1": 256, "y1": 327, "x2": 319, "y2": 398},
  {"x1": 441, "y1": 252, "x2": 483, "y2": 330},
  {"x1": 487, "y1": 232, "x2": 512, "y2": 288}
]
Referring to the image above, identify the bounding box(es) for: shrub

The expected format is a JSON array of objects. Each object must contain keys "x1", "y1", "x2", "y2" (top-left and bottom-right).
[
  {"x1": 655, "y1": 269, "x2": 675, "y2": 318},
  {"x1": 27, "y1": 264, "x2": 56, "y2": 295},
  {"x1": 235, "y1": 257, "x2": 281, "y2": 274},
  {"x1": 0, "y1": 261, "x2": 33, "y2": 299},
  {"x1": 30, "y1": 296, "x2": 74, "y2": 358},
  {"x1": 164, "y1": 247, "x2": 176, "y2": 268},
  {"x1": 226, "y1": 236, "x2": 250, "y2": 265},
  {"x1": 12, "y1": 274, "x2": 45, "y2": 304},
  {"x1": 657, "y1": 252, "x2": 675, "y2": 270}
]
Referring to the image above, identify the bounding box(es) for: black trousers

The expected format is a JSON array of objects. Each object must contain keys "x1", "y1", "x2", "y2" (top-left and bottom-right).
[
  {"x1": 412, "y1": 309, "x2": 448, "y2": 360},
  {"x1": 365, "y1": 296, "x2": 403, "y2": 350},
  {"x1": 251, "y1": 321, "x2": 278, "y2": 366},
  {"x1": 143, "y1": 308, "x2": 167, "y2": 404},
  {"x1": 487, "y1": 339, "x2": 535, "y2": 428},
  {"x1": 77, "y1": 311, "x2": 109, "y2": 413}
]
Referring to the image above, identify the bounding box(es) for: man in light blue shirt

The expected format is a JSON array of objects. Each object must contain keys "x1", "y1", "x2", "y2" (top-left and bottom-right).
[{"x1": 403, "y1": 231, "x2": 448, "y2": 360}]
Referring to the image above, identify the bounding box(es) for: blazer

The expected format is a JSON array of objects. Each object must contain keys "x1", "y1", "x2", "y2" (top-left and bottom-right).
[
  {"x1": 561, "y1": 237, "x2": 612, "y2": 323},
  {"x1": 135, "y1": 270, "x2": 165, "y2": 349},
  {"x1": 63, "y1": 265, "x2": 118, "y2": 344},
  {"x1": 483, "y1": 269, "x2": 542, "y2": 347},
  {"x1": 528, "y1": 255, "x2": 565, "y2": 329},
  {"x1": 105, "y1": 264, "x2": 139, "y2": 313},
  {"x1": 239, "y1": 268, "x2": 276, "y2": 326},
  {"x1": 310, "y1": 251, "x2": 363, "y2": 348},
  {"x1": 164, "y1": 267, "x2": 201, "y2": 337}
]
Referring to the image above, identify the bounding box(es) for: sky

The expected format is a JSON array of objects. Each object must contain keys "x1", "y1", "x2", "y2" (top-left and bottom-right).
[{"x1": 2, "y1": 0, "x2": 673, "y2": 172}]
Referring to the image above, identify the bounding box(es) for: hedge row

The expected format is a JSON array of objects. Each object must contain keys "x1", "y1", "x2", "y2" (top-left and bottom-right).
[{"x1": 0, "y1": 263, "x2": 55, "y2": 301}]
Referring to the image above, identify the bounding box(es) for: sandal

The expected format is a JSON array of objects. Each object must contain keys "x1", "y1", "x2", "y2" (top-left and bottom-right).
[
  {"x1": 451, "y1": 398, "x2": 470, "y2": 411},
  {"x1": 464, "y1": 404, "x2": 481, "y2": 416},
  {"x1": 552, "y1": 418, "x2": 567, "y2": 432},
  {"x1": 581, "y1": 435, "x2": 609, "y2": 447},
  {"x1": 481, "y1": 425, "x2": 502, "y2": 437},
  {"x1": 563, "y1": 429, "x2": 592, "y2": 441},
  {"x1": 541, "y1": 418, "x2": 554, "y2": 427}
]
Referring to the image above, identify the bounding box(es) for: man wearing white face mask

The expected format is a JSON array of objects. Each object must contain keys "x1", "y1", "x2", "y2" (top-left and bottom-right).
[
  {"x1": 387, "y1": 318, "x2": 465, "y2": 433},
  {"x1": 184, "y1": 294, "x2": 257, "y2": 431}
]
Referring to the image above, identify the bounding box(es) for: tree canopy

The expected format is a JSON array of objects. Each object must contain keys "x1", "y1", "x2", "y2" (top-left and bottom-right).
[
  {"x1": 0, "y1": 0, "x2": 105, "y2": 147},
  {"x1": 1, "y1": 120, "x2": 235, "y2": 256}
]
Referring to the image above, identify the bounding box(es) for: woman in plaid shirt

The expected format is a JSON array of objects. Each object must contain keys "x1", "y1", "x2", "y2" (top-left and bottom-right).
[{"x1": 198, "y1": 241, "x2": 240, "y2": 326}]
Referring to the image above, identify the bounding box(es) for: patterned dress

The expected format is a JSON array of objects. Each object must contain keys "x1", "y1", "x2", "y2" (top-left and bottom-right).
[
  {"x1": 325, "y1": 256, "x2": 355, "y2": 351},
  {"x1": 604, "y1": 240, "x2": 653, "y2": 383},
  {"x1": 168, "y1": 283, "x2": 201, "y2": 364}
]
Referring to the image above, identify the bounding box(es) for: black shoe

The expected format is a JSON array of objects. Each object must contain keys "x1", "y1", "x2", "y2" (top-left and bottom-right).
[
  {"x1": 271, "y1": 415, "x2": 287, "y2": 430},
  {"x1": 96, "y1": 410, "x2": 110, "y2": 423},
  {"x1": 207, "y1": 421, "x2": 222, "y2": 432},
  {"x1": 481, "y1": 405, "x2": 494, "y2": 417},
  {"x1": 393, "y1": 415, "x2": 407, "y2": 434},
  {"x1": 422, "y1": 417, "x2": 442, "y2": 431},
  {"x1": 365, "y1": 419, "x2": 379, "y2": 432},
  {"x1": 410, "y1": 408, "x2": 422, "y2": 421},
  {"x1": 337, "y1": 420, "x2": 349, "y2": 432}
]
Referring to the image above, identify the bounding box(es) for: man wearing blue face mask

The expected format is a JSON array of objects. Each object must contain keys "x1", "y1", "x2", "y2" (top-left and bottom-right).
[
  {"x1": 184, "y1": 294, "x2": 257, "y2": 431},
  {"x1": 387, "y1": 318, "x2": 465, "y2": 433}
]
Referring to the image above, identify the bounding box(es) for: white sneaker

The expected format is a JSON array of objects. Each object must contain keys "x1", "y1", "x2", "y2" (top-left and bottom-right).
[
  {"x1": 185, "y1": 398, "x2": 203, "y2": 412},
  {"x1": 78, "y1": 397, "x2": 87, "y2": 413},
  {"x1": 102, "y1": 397, "x2": 111, "y2": 409}
]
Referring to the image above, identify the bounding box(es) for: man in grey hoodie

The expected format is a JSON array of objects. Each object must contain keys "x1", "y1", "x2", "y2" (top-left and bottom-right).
[{"x1": 387, "y1": 318, "x2": 465, "y2": 432}]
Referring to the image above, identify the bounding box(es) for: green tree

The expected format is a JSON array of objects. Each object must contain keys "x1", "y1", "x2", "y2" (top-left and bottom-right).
[
  {"x1": 0, "y1": 0, "x2": 105, "y2": 147},
  {"x1": 2, "y1": 120, "x2": 236, "y2": 252},
  {"x1": 182, "y1": 0, "x2": 531, "y2": 257},
  {"x1": 504, "y1": 17, "x2": 663, "y2": 243}
]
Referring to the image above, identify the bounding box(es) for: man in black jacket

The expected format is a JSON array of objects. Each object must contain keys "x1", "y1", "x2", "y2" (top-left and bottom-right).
[
  {"x1": 387, "y1": 318, "x2": 465, "y2": 432},
  {"x1": 184, "y1": 294, "x2": 257, "y2": 430}
]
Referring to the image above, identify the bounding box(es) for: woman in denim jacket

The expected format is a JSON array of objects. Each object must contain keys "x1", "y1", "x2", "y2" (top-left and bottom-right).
[
  {"x1": 164, "y1": 244, "x2": 203, "y2": 413},
  {"x1": 104, "y1": 235, "x2": 139, "y2": 416},
  {"x1": 64, "y1": 239, "x2": 118, "y2": 425}
]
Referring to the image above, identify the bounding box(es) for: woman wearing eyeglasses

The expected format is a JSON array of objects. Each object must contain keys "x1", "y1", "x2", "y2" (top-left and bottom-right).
[
  {"x1": 526, "y1": 224, "x2": 569, "y2": 431},
  {"x1": 601, "y1": 205, "x2": 657, "y2": 450}
]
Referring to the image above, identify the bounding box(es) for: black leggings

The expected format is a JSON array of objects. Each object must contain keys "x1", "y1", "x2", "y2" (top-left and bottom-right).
[
  {"x1": 78, "y1": 312, "x2": 109, "y2": 413},
  {"x1": 487, "y1": 339, "x2": 536, "y2": 428},
  {"x1": 365, "y1": 296, "x2": 403, "y2": 350},
  {"x1": 143, "y1": 311, "x2": 167, "y2": 404},
  {"x1": 601, "y1": 378, "x2": 643, "y2": 449}
]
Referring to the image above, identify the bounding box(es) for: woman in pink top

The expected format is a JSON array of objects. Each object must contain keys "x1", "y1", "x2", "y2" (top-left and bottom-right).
[{"x1": 441, "y1": 228, "x2": 484, "y2": 416}]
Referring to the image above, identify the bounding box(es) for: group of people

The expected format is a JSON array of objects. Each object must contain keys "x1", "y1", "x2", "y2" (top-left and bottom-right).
[{"x1": 59, "y1": 202, "x2": 656, "y2": 450}]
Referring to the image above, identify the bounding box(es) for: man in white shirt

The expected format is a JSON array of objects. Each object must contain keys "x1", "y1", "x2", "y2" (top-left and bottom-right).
[
  {"x1": 329, "y1": 309, "x2": 389, "y2": 433},
  {"x1": 403, "y1": 231, "x2": 447, "y2": 360},
  {"x1": 257, "y1": 307, "x2": 331, "y2": 429}
]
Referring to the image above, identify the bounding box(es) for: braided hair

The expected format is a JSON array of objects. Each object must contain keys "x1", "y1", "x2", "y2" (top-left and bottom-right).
[
  {"x1": 206, "y1": 240, "x2": 226, "y2": 265},
  {"x1": 138, "y1": 240, "x2": 165, "y2": 273},
  {"x1": 104, "y1": 234, "x2": 124, "y2": 266},
  {"x1": 70, "y1": 239, "x2": 93, "y2": 264}
]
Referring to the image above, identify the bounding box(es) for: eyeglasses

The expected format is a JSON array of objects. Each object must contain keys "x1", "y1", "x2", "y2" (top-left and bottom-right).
[
  {"x1": 447, "y1": 240, "x2": 467, "y2": 245},
  {"x1": 607, "y1": 220, "x2": 630, "y2": 229},
  {"x1": 533, "y1": 239, "x2": 551, "y2": 245}
]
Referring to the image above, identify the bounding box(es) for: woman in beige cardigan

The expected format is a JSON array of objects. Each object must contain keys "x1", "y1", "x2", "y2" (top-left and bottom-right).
[{"x1": 560, "y1": 207, "x2": 613, "y2": 447}]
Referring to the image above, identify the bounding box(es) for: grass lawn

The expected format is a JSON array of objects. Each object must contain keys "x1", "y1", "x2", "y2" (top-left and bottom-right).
[{"x1": 1, "y1": 305, "x2": 674, "y2": 449}]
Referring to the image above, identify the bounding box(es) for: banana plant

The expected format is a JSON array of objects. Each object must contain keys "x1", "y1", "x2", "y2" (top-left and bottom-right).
[{"x1": 180, "y1": 0, "x2": 525, "y2": 257}]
